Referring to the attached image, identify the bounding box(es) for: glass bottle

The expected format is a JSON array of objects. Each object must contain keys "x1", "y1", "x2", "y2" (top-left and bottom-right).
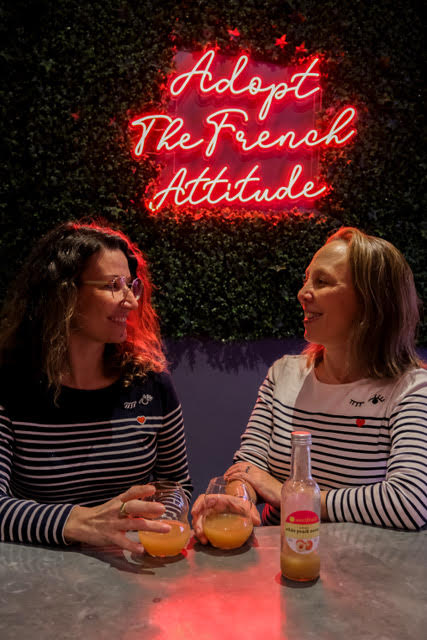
[{"x1": 280, "y1": 431, "x2": 320, "y2": 581}]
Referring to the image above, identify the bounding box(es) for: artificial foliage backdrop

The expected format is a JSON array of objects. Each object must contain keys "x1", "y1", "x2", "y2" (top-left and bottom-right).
[{"x1": 1, "y1": 0, "x2": 425, "y2": 342}]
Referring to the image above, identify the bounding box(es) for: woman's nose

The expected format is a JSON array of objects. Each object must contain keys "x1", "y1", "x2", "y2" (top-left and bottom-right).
[
  {"x1": 298, "y1": 283, "x2": 313, "y2": 303},
  {"x1": 121, "y1": 289, "x2": 139, "y2": 309}
]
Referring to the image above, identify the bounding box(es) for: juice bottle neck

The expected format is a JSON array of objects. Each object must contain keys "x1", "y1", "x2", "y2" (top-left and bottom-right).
[{"x1": 290, "y1": 442, "x2": 313, "y2": 481}]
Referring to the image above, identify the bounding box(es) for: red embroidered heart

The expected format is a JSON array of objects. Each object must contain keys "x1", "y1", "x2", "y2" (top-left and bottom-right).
[
  {"x1": 137, "y1": 416, "x2": 146, "y2": 424},
  {"x1": 356, "y1": 418, "x2": 365, "y2": 428}
]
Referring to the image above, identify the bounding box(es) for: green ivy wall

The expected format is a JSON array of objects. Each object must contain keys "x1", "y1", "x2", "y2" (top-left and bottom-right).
[{"x1": 1, "y1": 0, "x2": 425, "y2": 342}]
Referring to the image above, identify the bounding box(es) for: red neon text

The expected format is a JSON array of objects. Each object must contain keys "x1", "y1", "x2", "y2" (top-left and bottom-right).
[
  {"x1": 130, "y1": 49, "x2": 357, "y2": 212},
  {"x1": 169, "y1": 49, "x2": 321, "y2": 121},
  {"x1": 149, "y1": 164, "x2": 327, "y2": 209},
  {"x1": 131, "y1": 106, "x2": 356, "y2": 159}
]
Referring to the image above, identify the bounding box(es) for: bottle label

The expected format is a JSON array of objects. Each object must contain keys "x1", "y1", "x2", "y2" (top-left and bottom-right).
[{"x1": 284, "y1": 510, "x2": 319, "y2": 554}]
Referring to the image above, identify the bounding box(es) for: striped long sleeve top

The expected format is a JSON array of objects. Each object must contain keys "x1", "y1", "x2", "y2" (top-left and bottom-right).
[
  {"x1": 233, "y1": 355, "x2": 427, "y2": 530},
  {"x1": 0, "y1": 371, "x2": 193, "y2": 545}
]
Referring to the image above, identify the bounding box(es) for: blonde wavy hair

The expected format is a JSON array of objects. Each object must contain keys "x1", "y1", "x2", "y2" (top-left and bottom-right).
[
  {"x1": 304, "y1": 227, "x2": 423, "y2": 378},
  {"x1": 0, "y1": 221, "x2": 166, "y2": 399}
]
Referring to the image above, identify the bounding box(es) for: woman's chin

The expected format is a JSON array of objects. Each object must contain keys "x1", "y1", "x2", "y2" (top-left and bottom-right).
[{"x1": 108, "y1": 327, "x2": 127, "y2": 343}]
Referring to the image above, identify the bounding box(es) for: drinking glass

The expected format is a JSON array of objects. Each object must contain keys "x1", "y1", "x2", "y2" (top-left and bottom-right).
[
  {"x1": 138, "y1": 481, "x2": 190, "y2": 557},
  {"x1": 202, "y1": 476, "x2": 253, "y2": 550}
]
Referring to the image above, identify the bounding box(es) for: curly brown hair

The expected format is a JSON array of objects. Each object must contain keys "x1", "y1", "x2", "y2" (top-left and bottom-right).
[
  {"x1": 0, "y1": 220, "x2": 166, "y2": 397},
  {"x1": 304, "y1": 226, "x2": 423, "y2": 378}
]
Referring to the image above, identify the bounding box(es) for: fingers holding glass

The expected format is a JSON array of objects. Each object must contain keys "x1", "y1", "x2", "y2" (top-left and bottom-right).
[
  {"x1": 191, "y1": 493, "x2": 209, "y2": 544},
  {"x1": 134, "y1": 481, "x2": 190, "y2": 557},
  {"x1": 202, "y1": 476, "x2": 254, "y2": 550}
]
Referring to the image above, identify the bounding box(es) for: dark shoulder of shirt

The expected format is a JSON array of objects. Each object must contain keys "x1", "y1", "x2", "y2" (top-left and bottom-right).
[{"x1": 0, "y1": 369, "x2": 179, "y2": 425}]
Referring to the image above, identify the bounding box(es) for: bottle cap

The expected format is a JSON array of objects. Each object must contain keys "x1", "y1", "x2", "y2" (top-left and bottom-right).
[{"x1": 291, "y1": 430, "x2": 312, "y2": 444}]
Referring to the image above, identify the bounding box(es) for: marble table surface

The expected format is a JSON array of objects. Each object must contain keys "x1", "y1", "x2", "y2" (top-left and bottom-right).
[{"x1": 1, "y1": 523, "x2": 426, "y2": 640}]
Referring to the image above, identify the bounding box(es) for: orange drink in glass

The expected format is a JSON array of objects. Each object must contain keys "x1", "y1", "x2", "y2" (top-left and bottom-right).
[
  {"x1": 138, "y1": 481, "x2": 189, "y2": 557},
  {"x1": 138, "y1": 520, "x2": 190, "y2": 557},
  {"x1": 202, "y1": 476, "x2": 253, "y2": 550}
]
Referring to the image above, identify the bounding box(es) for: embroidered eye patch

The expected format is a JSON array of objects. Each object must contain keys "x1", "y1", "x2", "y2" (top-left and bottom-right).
[{"x1": 369, "y1": 394, "x2": 385, "y2": 404}]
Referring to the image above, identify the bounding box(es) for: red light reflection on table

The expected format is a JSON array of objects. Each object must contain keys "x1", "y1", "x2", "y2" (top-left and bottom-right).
[
  {"x1": 142, "y1": 559, "x2": 283, "y2": 639},
  {"x1": 129, "y1": 49, "x2": 357, "y2": 212}
]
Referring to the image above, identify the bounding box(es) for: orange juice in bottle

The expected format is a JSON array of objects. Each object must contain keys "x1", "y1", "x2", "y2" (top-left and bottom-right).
[{"x1": 280, "y1": 431, "x2": 320, "y2": 582}]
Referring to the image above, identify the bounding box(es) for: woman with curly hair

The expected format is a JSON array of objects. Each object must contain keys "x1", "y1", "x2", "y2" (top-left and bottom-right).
[{"x1": 0, "y1": 220, "x2": 192, "y2": 551}]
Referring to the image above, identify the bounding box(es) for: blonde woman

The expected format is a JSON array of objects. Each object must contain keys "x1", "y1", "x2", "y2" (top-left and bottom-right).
[{"x1": 193, "y1": 227, "x2": 426, "y2": 536}]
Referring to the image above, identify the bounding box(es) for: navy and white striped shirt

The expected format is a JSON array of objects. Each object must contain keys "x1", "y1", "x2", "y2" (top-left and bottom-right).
[
  {"x1": 234, "y1": 355, "x2": 427, "y2": 530},
  {"x1": 0, "y1": 371, "x2": 192, "y2": 545}
]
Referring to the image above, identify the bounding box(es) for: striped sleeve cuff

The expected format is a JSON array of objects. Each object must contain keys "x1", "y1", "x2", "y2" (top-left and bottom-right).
[{"x1": 1, "y1": 498, "x2": 76, "y2": 545}]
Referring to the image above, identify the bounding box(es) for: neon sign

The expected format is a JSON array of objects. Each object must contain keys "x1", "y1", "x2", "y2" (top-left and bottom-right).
[{"x1": 130, "y1": 49, "x2": 357, "y2": 211}]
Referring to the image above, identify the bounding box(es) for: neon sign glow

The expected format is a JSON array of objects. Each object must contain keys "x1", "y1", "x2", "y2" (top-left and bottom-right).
[{"x1": 129, "y1": 49, "x2": 357, "y2": 211}]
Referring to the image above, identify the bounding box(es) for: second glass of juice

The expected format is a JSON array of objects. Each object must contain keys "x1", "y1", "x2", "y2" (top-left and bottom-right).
[
  {"x1": 202, "y1": 476, "x2": 253, "y2": 550},
  {"x1": 138, "y1": 481, "x2": 190, "y2": 557}
]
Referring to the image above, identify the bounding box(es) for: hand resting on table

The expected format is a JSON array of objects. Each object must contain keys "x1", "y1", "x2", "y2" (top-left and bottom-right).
[{"x1": 64, "y1": 484, "x2": 171, "y2": 554}]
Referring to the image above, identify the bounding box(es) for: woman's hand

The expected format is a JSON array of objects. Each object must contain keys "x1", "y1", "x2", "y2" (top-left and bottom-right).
[
  {"x1": 63, "y1": 484, "x2": 171, "y2": 554},
  {"x1": 191, "y1": 494, "x2": 208, "y2": 543},
  {"x1": 224, "y1": 462, "x2": 282, "y2": 508},
  {"x1": 191, "y1": 490, "x2": 261, "y2": 544},
  {"x1": 321, "y1": 491, "x2": 329, "y2": 522}
]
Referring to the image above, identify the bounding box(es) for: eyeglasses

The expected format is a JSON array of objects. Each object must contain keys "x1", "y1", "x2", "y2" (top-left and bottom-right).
[{"x1": 82, "y1": 276, "x2": 143, "y2": 301}]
